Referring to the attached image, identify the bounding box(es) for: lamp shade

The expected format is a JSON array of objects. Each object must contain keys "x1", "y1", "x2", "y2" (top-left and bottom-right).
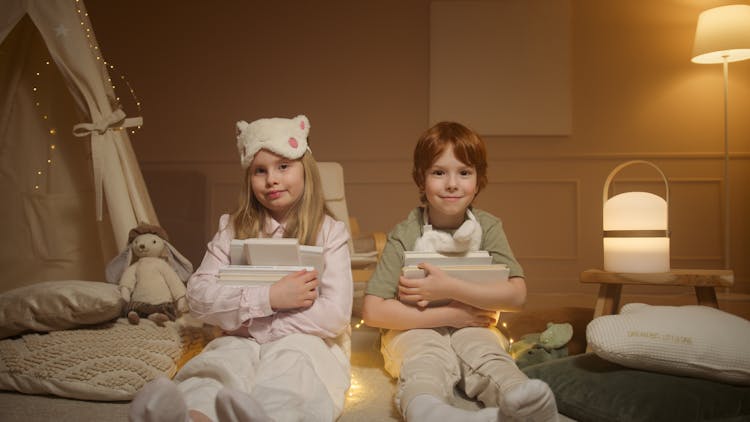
[
  {"x1": 602, "y1": 161, "x2": 670, "y2": 273},
  {"x1": 692, "y1": 4, "x2": 750, "y2": 64}
]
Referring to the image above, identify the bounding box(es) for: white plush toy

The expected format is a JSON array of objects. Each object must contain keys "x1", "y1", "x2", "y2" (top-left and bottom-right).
[
  {"x1": 106, "y1": 224, "x2": 193, "y2": 326},
  {"x1": 414, "y1": 208, "x2": 482, "y2": 253}
]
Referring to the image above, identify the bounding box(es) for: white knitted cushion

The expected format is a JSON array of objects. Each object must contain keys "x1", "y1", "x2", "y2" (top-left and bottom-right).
[
  {"x1": 586, "y1": 303, "x2": 750, "y2": 385},
  {"x1": 0, "y1": 318, "x2": 215, "y2": 401}
]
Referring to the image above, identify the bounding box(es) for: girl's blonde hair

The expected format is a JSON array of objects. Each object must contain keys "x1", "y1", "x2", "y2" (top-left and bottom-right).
[
  {"x1": 231, "y1": 150, "x2": 331, "y2": 245},
  {"x1": 412, "y1": 121, "x2": 488, "y2": 203}
]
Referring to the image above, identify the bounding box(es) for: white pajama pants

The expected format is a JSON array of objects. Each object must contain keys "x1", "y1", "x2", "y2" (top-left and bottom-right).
[{"x1": 174, "y1": 333, "x2": 351, "y2": 422}]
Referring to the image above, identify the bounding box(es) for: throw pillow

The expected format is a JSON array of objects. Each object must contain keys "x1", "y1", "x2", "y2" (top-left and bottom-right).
[
  {"x1": 523, "y1": 353, "x2": 750, "y2": 422},
  {"x1": 0, "y1": 280, "x2": 123, "y2": 339},
  {"x1": 586, "y1": 303, "x2": 750, "y2": 385}
]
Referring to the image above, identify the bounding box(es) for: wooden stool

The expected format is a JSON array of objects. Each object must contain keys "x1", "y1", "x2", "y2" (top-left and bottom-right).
[{"x1": 580, "y1": 268, "x2": 734, "y2": 320}]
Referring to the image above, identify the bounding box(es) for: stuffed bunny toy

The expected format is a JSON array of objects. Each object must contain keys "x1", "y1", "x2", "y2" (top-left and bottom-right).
[
  {"x1": 106, "y1": 224, "x2": 193, "y2": 326},
  {"x1": 414, "y1": 208, "x2": 482, "y2": 253}
]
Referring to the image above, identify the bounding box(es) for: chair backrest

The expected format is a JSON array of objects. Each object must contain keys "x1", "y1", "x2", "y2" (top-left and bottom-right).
[{"x1": 317, "y1": 162, "x2": 354, "y2": 253}]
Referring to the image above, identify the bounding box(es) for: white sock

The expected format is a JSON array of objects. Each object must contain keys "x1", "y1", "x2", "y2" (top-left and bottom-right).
[
  {"x1": 214, "y1": 387, "x2": 273, "y2": 422},
  {"x1": 405, "y1": 394, "x2": 497, "y2": 422},
  {"x1": 129, "y1": 376, "x2": 189, "y2": 422},
  {"x1": 498, "y1": 379, "x2": 558, "y2": 422}
]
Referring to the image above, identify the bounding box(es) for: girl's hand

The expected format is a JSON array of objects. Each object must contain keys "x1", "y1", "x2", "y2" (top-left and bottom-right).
[
  {"x1": 398, "y1": 262, "x2": 455, "y2": 307},
  {"x1": 443, "y1": 301, "x2": 498, "y2": 328},
  {"x1": 269, "y1": 269, "x2": 319, "y2": 311}
]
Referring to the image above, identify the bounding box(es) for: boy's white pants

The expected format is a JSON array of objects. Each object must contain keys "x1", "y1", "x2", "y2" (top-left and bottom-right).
[{"x1": 174, "y1": 333, "x2": 350, "y2": 421}]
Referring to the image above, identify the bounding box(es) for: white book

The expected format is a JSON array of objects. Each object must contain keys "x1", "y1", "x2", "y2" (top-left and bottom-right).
[
  {"x1": 218, "y1": 265, "x2": 315, "y2": 286},
  {"x1": 229, "y1": 239, "x2": 247, "y2": 265},
  {"x1": 403, "y1": 250, "x2": 492, "y2": 266},
  {"x1": 400, "y1": 263, "x2": 509, "y2": 307},
  {"x1": 228, "y1": 238, "x2": 325, "y2": 276},
  {"x1": 299, "y1": 245, "x2": 324, "y2": 275},
  {"x1": 245, "y1": 238, "x2": 300, "y2": 266}
]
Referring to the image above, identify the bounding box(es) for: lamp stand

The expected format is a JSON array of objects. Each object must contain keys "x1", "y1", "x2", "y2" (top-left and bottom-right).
[{"x1": 721, "y1": 56, "x2": 730, "y2": 270}]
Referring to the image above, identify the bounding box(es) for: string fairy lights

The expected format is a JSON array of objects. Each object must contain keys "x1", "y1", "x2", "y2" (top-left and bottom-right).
[
  {"x1": 73, "y1": 0, "x2": 142, "y2": 134},
  {"x1": 30, "y1": 60, "x2": 56, "y2": 191},
  {"x1": 29, "y1": 0, "x2": 142, "y2": 190}
]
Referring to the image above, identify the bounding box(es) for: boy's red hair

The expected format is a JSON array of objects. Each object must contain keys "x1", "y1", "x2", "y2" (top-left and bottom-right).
[{"x1": 412, "y1": 121, "x2": 488, "y2": 202}]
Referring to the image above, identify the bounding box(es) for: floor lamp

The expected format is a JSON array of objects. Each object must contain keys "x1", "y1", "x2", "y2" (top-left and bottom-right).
[{"x1": 691, "y1": 4, "x2": 750, "y2": 269}]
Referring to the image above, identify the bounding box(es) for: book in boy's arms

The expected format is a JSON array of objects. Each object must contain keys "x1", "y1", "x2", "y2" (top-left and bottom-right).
[
  {"x1": 229, "y1": 238, "x2": 324, "y2": 275},
  {"x1": 403, "y1": 250, "x2": 492, "y2": 266},
  {"x1": 218, "y1": 265, "x2": 316, "y2": 286},
  {"x1": 400, "y1": 263, "x2": 509, "y2": 307}
]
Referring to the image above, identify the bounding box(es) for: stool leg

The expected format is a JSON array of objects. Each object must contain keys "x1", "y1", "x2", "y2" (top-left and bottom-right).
[
  {"x1": 695, "y1": 287, "x2": 719, "y2": 308},
  {"x1": 593, "y1": 284, "x2": 622, "y2": 319}
]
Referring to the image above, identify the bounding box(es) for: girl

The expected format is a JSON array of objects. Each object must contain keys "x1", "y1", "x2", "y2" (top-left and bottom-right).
[
  {"x1": 362, "y1": 122, "x2": 558, "y2": 422},
  {"x1": 130, "y1": 115, "x2": 353, "y2": 422}
]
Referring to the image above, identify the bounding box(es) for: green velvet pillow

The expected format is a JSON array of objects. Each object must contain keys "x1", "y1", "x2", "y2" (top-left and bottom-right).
[{"x1": 522, "y1": 353, "x2": 750, "y2": 422}]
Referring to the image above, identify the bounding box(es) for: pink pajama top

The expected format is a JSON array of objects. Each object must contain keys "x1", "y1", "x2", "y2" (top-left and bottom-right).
[{"x1": 186, "y1": 214, "x2": 353, "y2": 344}]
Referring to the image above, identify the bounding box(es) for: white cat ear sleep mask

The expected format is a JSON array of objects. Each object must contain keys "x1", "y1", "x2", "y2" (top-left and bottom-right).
[{"x1": 236, "y1": 114, "x2": 311, "y2": 168}]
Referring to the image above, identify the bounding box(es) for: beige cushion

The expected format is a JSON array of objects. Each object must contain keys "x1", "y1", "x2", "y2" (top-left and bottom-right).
[
  {"x1": 0, "y1": 280, "x2": 123, "y2": 339},
  {"x1": 587, "y1": 303, "x2": 750, "y2": 385},
  {"x1": 0, "y1": 318, "x2": 214, "y2": 401}
]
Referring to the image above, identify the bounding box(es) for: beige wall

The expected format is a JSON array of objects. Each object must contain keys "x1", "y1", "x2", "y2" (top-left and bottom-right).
[{"x1": 86, "y1": 0, "x2": 750, "y2": 298}]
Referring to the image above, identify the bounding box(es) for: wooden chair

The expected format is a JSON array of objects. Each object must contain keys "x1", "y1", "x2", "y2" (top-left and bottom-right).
[{"x1": 318, "y1": 162, "x2": 386, "y2": 283}]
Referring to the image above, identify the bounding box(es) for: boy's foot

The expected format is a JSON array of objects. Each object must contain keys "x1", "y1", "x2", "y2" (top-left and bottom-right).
[
  {"x1": 405, "y1": 394, "x2": 497, "y2": 422},
  {"x1": 498, "y1": 379, "x2": 559, "y2": 422},
  {"x1": 129, "y1": 376, "x2": 189, "y2": 422}
]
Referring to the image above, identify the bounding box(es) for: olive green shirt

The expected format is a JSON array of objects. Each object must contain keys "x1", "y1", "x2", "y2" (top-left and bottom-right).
[{"x1": 365, "y1": 206, "x2": 524, "y2": 299}]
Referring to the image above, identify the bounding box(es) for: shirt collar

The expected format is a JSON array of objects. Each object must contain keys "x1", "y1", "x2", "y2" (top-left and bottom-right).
[{"x1": 263, "y1": 216, "x2": 286, "y2": 238}]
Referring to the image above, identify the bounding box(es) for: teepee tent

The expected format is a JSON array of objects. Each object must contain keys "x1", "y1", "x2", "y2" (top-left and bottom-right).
[{"x1": 0, "y1": 0, "x2": 158, "y2": 292}]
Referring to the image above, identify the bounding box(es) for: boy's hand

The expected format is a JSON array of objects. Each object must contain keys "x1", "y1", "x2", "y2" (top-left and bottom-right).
[
  {"x1": 269, "y1": 269, "x2": 319, "y2": 311},
  {"x1": 398, "y1": 262, "x2": 455, "y2": 307},
  {"x1": 444, "y1": 301, "x2": 498, "y2": 328}
]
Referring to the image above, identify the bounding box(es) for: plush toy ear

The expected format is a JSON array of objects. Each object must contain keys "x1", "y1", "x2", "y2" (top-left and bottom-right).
[
  {"x1": 236, "y1": 120, "x2": 249, "y2": 135},
  {"x1": 294, "y1": 115, "x2": 310, "y2": 136},
  {"x1": 163, "y1": 241, "x2": 194, "y2": 283},
  {"x1": 105, "y1": 247, "x2": 133, "y2": 284}
]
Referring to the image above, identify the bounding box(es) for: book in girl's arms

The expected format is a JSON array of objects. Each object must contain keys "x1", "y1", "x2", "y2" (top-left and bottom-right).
[
  {"x1": 218, "y1": 265, "x2": 316, "y2": 286},
  {"x1": 400, "y1": 263, "x2": 509, "y2": 307},
  {"x1": 229, "y1": 238, "x2": 324, "y2": 275},
  {"x1": 403, "y1": 250, "x2": 492, "y2": 266}
]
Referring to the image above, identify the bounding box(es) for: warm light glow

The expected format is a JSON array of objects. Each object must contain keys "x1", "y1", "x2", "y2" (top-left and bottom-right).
[
  {"x1": 604, "y1": 238, "x2": 670, "y2": 273},
  {"x1": 602, "y1": 162, "x2": 670, "y2": 273},
  {"x1": 604, "y1": 192, "x2": 667, "y2": 231},
  {"x1": 692, "y1": 5, "x2": 750, "y2": 64},
  {"x1": 603, "y1": 193, "x2": 669, "y2": 273}
]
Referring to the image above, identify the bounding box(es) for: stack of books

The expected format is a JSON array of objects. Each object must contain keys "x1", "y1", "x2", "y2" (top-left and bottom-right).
[
  {"x1": 401, "y1": 250, "x2": 509, "y2": 306},
  {"x1": 220, "y1": 238, "x2": 323, "y2": 286}
]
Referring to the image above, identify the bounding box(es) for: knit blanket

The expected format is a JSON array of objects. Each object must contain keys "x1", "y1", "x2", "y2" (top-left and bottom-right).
[{"x1": 0, "y1": 318, "x2": 215, "y2": 401}]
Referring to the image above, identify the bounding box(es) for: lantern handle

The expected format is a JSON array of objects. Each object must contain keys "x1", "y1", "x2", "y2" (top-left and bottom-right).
[{"x1": 602, "y1": 159, "x2": 670, "y2": 214}]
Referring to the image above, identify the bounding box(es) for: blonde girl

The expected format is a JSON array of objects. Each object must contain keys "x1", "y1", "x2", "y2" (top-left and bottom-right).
[{"x1": 130, "y1": 115, "x2": 352, "y2": 422}]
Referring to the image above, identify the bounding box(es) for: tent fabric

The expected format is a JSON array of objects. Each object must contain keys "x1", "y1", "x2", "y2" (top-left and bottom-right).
[{"x1": 0, "y1": 0, "x2": 158, "y2": 291}]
